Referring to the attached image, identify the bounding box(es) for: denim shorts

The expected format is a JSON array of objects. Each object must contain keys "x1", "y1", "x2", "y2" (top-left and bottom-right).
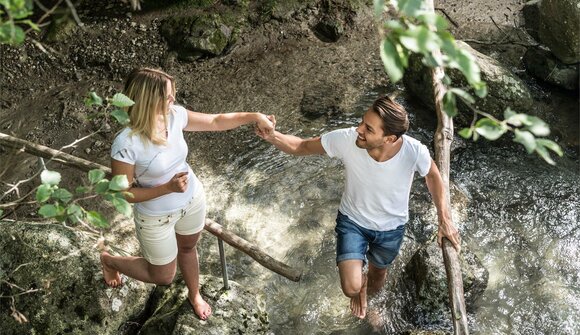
[
  {"x1": 335, "y1": 211, "x2": 405, "y2": 269},
  {"x1": 134, "y1": 185, "x2": 206, "y2": 265}
]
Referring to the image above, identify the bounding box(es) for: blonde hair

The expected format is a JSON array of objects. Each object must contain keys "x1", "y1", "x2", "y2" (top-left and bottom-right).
[{"x1": 123, "y1": 68, "x2": 176, "y2": 145}]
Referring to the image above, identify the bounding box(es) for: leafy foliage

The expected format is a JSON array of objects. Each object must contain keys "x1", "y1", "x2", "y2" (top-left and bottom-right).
[
  {"x1": 374, "y1": 0, "x2": 563, "y2": 164},
  {"x1": 35, "y1": 169, "x2": 132, "y2": 227},
  {"x1": 0, "y1": 0, "x2": 38, "y2": 45}
]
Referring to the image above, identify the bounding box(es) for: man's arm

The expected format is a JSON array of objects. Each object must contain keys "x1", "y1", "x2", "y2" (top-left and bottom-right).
[
  {"x1": 259, "y1": 130, "x2": 327, "y2": 156},
  {"x1": 424, "y1": 160, "x2": 461, "y2": 253}
]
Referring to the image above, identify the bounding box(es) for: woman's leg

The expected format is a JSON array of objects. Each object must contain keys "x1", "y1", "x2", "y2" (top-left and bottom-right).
[
  {"x1": 175, "y1": 232, "x2": 212, "y2": 320},
  {"x1": 101, "y1": 252, "x2": 176, "y2": 286}
]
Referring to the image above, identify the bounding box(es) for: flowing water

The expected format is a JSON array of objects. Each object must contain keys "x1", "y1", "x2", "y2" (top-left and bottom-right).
[{"x1": 191, "y1": 89, "x2": 579, "y2": 334}]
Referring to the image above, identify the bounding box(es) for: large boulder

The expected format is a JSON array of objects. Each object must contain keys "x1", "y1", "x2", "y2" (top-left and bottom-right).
[
  {"x1": 140, "y1": 275, "x2": 270, "y2": 334},
  {"x1": 539, "y1": 0, "x2": 580, "y2": 64},
  {"x1": 403, "y1": 41, "x2": 534, "y2": 127},
  {"x1": 160, "y1": 14, "x2": 235, "y2": 62},
  {"x1": 401, "y1": 243, "x2": 488, "y2": 325},
  {"x1": 0, "y1": 221, "x2": 153, "y2": 335},
  {"x1": 523, "y1": 48, "x2": 579, "y2": 91}
]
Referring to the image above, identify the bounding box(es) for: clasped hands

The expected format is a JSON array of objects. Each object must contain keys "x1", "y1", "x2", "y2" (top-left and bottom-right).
[{"x1": 255, "y1": 113, "x2": 276, "y2": 140}]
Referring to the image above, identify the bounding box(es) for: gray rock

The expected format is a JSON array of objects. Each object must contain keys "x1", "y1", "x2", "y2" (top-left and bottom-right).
[
  {"x1": 403, "y1": 41, "x2": 534, "y2": 127},
  {"x1": 139, "y1": 275, "x2": 269, "y2": 334},
  {"x1": 401, "y1": 243, "x2": 488, "y2": 324},
  {"x1": 522, "y1": 0, "x2": 541, "y2": 41},
  {"x1": 160, "y1": 14, "x2": 235, "y2": 62},
  {"x1": 0, "y1": 221, "x2": 153, "y2": 335},
  {"x1": 523, "y1": 48, "x2": 579, "y2": 91},
  {"x1": 539, "y1": 0, "x2": 580, "y2": 64}
]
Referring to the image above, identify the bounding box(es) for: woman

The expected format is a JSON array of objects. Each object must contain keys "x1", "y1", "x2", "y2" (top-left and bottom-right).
[{"x1": 100, "y1": 67, "x2": 274, "y2": 320}]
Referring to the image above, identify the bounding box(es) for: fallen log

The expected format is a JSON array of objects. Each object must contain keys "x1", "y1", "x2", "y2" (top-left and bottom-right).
[{"x1": 0, "y1": 131, "x2": 302, "y2": 282}]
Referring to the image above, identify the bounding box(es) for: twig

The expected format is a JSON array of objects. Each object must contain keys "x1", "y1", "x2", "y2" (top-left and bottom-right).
[
  {"x1": 435, "y1": 7, "x2": 459, "y2": 28},
  {"x1": 64, "y1": 0, "x2": 84, "y2": 27},
  {"x1": 462, "y1": 38, "x2": 538, "y2": 47}
]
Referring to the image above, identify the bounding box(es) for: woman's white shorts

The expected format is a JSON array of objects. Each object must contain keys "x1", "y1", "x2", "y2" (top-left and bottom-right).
[{"x1": 133, "y1": 185, "x2": 206, "y2": 265}]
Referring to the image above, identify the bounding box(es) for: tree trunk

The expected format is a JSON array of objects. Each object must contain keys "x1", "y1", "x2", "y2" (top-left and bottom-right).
[
  {"x1": 0, "y1": 131, "x2": 302, "y2": 282},
  {"x1": 425, "y1": 1, "x2": 470, "y2": 333}
]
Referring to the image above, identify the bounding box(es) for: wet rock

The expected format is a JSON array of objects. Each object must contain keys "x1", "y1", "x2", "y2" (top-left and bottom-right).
[
  {"x1": 299, "y1": 83, "x2": 355, "y2": 119},
  {"x1": 139, "y1": 275, "x2": 269, "y2": 334},
  {"x1": 0, "y1": 221, "x2": 153, "y2": 335},
  {"x1": 400, "y1": 243, "x2": 488, "y2": 325},
  {"x1": 403, "y1": 41, "x2": 534, "y2": 127},
  {"x1": 160, "y1": 14, "x2": 235, "y2": 62},
  {"x1": 539, "y1": 0, "x2": 580, "y2": 64},
  {"x1": 523, "y1": 48, "x2": 579, "y2": 91}
]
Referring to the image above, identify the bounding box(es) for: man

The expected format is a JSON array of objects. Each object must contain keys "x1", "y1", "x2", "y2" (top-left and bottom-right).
[{"x1": 257, "y1": 95, "x2": 461, "y2": 319}]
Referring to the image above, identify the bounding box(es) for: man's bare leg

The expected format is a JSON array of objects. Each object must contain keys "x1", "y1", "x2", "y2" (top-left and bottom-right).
[
  {"x1": 338, "y1": 259, "x2": 367, "y2": 319},
  {"x1": 367, "y1": 263, "x2": 388, "y2": 296},
  {"x1": 176, "y1": 232, "x2": 212, "y2": 320}
]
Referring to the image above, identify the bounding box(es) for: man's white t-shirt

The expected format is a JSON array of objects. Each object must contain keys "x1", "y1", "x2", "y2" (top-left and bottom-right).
[
  {"x1": 111, "y1": 104, "x2": 199, "y2": 216},
  {"x1": 321, "y1": 127, "x2": 431, "y2": 231}
]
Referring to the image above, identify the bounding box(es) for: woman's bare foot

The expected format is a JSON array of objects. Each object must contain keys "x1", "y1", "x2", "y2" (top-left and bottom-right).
[
  {"x1": 350, "y1": 274, "x2": 368, "y2": 319},
  {"x1": 189, "y1": 293, "x2": 212, "y2": 320},
  {"x1": 100, "y1": 251, "x2": 123, "y2": 288}
]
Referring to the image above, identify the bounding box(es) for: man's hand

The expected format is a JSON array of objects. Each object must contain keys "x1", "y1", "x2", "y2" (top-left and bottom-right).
[
  {"x1": 437, "y1": 213, "x2": 461, "y2": 253},
  {"x1": 256, "y1": 114, "x2": 276, "y2": 141}
]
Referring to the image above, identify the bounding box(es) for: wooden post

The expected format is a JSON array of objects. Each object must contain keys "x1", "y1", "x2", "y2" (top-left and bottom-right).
[
  {"x1": 425, "y1": 1, "x2": 469, "y2": 333},
  {"x1": 0, "y1": 131, "x2": 302, "y2": 282}
]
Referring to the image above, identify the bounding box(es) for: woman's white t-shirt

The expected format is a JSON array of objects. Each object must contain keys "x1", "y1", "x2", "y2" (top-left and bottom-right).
[
  {"x1": 321, "y1": 127, "x2": 431, "y2": 231},
  {"x1": 111, "y1": 105, "x2": 199, "y2": 216}
]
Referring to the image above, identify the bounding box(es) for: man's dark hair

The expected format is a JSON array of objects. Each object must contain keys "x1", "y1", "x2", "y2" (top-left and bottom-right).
[{"x1": 371, "y1": 95, "x2": 409, "y2": 139}]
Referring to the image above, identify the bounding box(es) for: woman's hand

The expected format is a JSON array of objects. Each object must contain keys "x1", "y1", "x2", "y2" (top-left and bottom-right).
[
  {"x1": 255, "y1": 113, "x2": 275, "y2": 136},
  {"x1": 255, "y1": 114, "x2": 276, "y2": 140},
  {"x1": 165, "y1": 172, "x2": 189, "y2": 193}
]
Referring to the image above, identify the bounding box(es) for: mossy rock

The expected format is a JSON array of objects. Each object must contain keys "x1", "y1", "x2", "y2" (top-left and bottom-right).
[
  {"x1": 0, "y1": 221, "x2": 153, "y2": 335},
  {"x1": 160, "y1": 13, "x2": 236, "y2": 61}
]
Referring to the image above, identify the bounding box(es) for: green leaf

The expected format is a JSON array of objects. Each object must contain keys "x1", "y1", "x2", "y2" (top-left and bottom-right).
[
  {"x1": 52, "y1": 188, "x2": 73, "y2": 204},
  {"x1": 384, "y1": 20, "x2": 404, "y2": 32},
  {"x1": 111, "y1": 109, "x2": 130, "y2": 125},
  {"x1": 94, "y1": 180, "x2": 110, "y2": 194},
  {"x1": 458, "y1": 127, "x2": 473, "y2": 139},
  {"x1": 17, "y1": 19, "x2": 39, "y2": 31},
  {"x1": 513, "y1": 129, "x2": 536, "y2": 154},
  {"x1": 373, "y1": 0, "x2": 385, "y2": 18},
  {"x1": 525, "y1": 116, "x2": 550, "y2": 137},
  {"x1": 399, "y1": 25, "x2": 420, "y2": 52},
  {"x1": 84, "y1": 91, "x2": 103, "y2": 107},
  {"x1": 415, "y1": 26, "x2": 441, "y2": 54},
  {"x1": 473, "y1": 81, "x2": 487, "y2": 98},
  {"x1": 110, "y1": 93, "x2": 135, "y2": 108},
  {"x1": 439, "y1": 31, "x2": 457, "y2": 59},
  {"x1": 442, "y1": 91, "x2": 457, "y2": 117},
  {"x1": 474, "y1": 118, "x2": 507, "y2": 141},
  {"x1": 36, "y1": 184, "x2": 53, "y2": 203},
  {"x1": 503, "y1": 107, "x2": 517, "y2": 121},
  {"x1": 417, "y1": 12, "x2": 448, "y2": 31},
  {"x1": 380, "y1": 39, "x2": 405, "y2": 83},
  {"x1": 449, "y1": 88, "x2": 475, "y2": 104},
  {"x1": 88, "y1": 169, "x2": 106, "y2": 184},
  {"x1": 454, "y1": 49, "x2": 481, "y2": 85},
  {"x1": 41, "y1": 170, "x2": 61, "y2": 186},
  {"x1": 535, "y1": 145, "x2": 555, "y2": 165},
  {"x1": 5, "y1": 0, "x2": 33, "y2": 19},
  {"x1": 109, "y1": 175, "x2": 129, "y2": 191},
  {"x1": 536, "y1": 139, "x2": 563, "y2": 156},
  {"x1": 38, "y1": 204, "x2": 57, "y2": 218},
  {"x1": 0, "y1": 209, "x2": 3, "y2": 217},
  {"x1": 86, "y1": 211, "x2": 108, "y2": 228},
  {"x1": 398, "y1": 0, "x2": 423, "y2": 16},
  {"x1": 76, "y1": 186, "x2": 90, "y2": 194},
  {"x1": 66, "y1": 204, "x2": 82, "y2": 216},
  {"x1": 442, "y1": 75, "x2": 452, "y2": 85},
  {"x1": 112, "y1": 197, "x2": 132, "y2": 217}
]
